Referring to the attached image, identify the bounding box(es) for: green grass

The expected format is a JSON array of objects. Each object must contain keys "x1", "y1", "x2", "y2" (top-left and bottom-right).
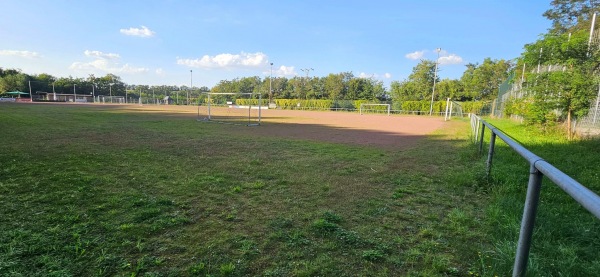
[
  {"x1": 8, "y1": 103, "x2": 598, "y2": 276},
  {"x1": 0, "y1": 103, "x2": 492, "y2": 276},
  {"x1": 476, "y1": 118, "x2": 600, "y2": 276}
]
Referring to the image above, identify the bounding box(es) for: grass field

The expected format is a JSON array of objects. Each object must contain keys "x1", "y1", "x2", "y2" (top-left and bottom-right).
[
  {"x1": 476, "y1": 119, "x2": 600, "y2": 276},
  {"x1": 0, "y1": 103, "x2": 489, "y2": 276},
  {"x1": 1, "y1": 103, "x2": 598, "y2": 276}
]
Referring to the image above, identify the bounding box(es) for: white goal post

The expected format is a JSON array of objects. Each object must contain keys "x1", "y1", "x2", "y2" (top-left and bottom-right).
[
  {"x1": 196, "y1": 92, "x2": 263, "y2": 126},
  {"x1": 444, "y1": 98, "x2": 464, "y2": 121},
  {"x1": 100, "y1": 96, "x2": 125, "y2": 104},
  {"x1": 359, "y1": 103, "x2": 391, "y2": 116}
]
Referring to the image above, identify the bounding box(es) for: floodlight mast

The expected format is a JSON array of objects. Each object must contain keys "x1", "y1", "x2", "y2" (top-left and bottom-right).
[
  {"x1": 189, "y1": 70, "x2": 192, "y2": 105},
  {"x1": 269, "y1": 63, "x2": 273, "y2": 104},
  {"x1": 429, "y1": 48, "x2": 441, "y2": 116},
  {"x1": 300, "y1": 68, "x2": 314, "y2": 100}
]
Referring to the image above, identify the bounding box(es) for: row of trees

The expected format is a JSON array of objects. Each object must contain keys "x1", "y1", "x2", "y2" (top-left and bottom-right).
[
  {"x1": 390, "y1": 58, "x2": 513, "y2": 102},
  {"x1": 210, "y1": 72, "x2": 386, "y2": 102},
  {"x1": 1, "y1": 63, "x2": 513, "y2": 107},
  {"x1": 0, "y1": 69, "x2": 212, "y2": 103}
]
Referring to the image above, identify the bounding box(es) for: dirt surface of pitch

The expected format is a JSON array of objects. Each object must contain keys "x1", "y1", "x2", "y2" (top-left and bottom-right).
[{"x1": 28, "y1": 103, "x2": 448, "y2": 149}]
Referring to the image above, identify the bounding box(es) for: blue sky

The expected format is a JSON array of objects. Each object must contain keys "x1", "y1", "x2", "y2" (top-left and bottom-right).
[{"x1": 0, "y1": 0, "x2": 551, "y2": 88}]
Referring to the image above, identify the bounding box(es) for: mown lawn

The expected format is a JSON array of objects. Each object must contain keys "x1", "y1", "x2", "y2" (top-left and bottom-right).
[{"x1": 0, "y1": 103, "x2": 491, "y2": 276}]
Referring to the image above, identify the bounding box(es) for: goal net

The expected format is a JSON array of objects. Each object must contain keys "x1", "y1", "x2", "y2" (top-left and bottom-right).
[
  {"x1": 197, "y1": 92, "x2": 263, "y2": 126},
  {"x1": 359, "y1": 103, "x2": 391, "y2": 116},
  {"x1": 444, "y1": 100, "x2": 464, "y2": 121},
  {"x1": 101, "y1": 96, "x2": 125, "y2": 104}
]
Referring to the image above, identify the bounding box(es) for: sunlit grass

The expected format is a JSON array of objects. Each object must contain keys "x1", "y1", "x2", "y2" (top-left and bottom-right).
[
  {"x1": 1, "y1": 103, "x2": 491, "y2": 275},
  {"x1": 476, "y1": 118, "x2": 600, "y2": 276}
]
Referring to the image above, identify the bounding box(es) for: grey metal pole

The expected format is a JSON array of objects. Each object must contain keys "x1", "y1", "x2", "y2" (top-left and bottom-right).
[
  {"x1": 512, "y1": 162, "x2": 544, "y2": 277},
  {"x1": 479, "y1": 122, "x2": 486, "y2": 154},
  {"x1": 270, "y1": 62, "x2": 273, "y2": 104},
  {"x1": 486, "y1": 132, "x2": 496, "y2": 178},
  {"x1": 190, "y1": 70, "x2": 193, "y2": 106},
  {"x1": 429, "y1": 48, "x2": 441, "y2": 115},
  {"x1": 74, "y1": 84, "x2": 77, "y2": 102}
]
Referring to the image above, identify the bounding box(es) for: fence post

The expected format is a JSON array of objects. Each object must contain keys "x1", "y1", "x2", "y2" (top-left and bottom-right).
[
  {"x1": 486, "y1": 132, "x2": 496, "y2": 178},
  {"x1": 479, "y1": 121, "x2": 486, "y2": 154},
  {"x1": 512, "y1": 161, "x2": 544, "y2": 277}
]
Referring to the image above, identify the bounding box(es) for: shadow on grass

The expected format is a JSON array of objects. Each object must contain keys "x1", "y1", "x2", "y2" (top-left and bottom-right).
[{"x1": 0, "y1": 102, "x2": 491, "y2": 276}]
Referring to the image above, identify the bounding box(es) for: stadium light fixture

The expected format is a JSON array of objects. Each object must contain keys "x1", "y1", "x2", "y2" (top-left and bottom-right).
[
  {"x1": 429, "y1": 48, "x2": 441, "y2": 116},
  {"x1": 269, "y1": 63, "x2": 273, "y2": 104},
  {"x1": 189, "y1": 70, "x2": 192, "y2": 105}
]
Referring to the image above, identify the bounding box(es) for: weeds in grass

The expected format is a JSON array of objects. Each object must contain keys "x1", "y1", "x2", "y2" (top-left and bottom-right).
[{"x1": 0, "y1": 104, "x2": 494, "y2": 276}]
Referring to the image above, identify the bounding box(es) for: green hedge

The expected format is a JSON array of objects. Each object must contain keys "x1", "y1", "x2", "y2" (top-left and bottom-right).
[{"x1": 229, "y1": 98, "x2": 490, "y2": 115}]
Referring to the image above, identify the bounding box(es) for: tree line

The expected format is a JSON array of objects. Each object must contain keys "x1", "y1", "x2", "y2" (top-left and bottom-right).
[
  {"x1": 0, "y1": 61, "x2": 513, "y2": 106},
  {"x1": 0, "y1": 70, "x2": 212, "y2": 102}
]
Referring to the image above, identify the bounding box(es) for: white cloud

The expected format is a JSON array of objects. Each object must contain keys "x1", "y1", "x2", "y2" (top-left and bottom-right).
[
  {"x1": 177, "y1": 52, "x2": 269, "y2": 69},
  {"x1": 275, "y1": 65, "x2": 296, "y2": 76},
  {"x1": 357, "y1": 72, "x2": 391, "y2": 79},
  {"x1": 84, "y1": 50, "x2": 120, "y2": 59},
  {"x1": 155, "y1": 68, "x2": 166, "y2": 76},
  {"x1": 358, "y1": 72, "x2": 375, "y2": 78},
  {"x1": 439, "y1": 54, "x2": 463, "y2": 65},
  {"x1": 262, "y1": 65, "x2": 297, "y2": 76},
  {"x1": 0, "y1": 50, "x2": 41, "y2": 58},
  {"x1": 405, "y1": 50, "x2": 425, "y2": 60},
  {"x1": 120, "y1": 26, "x2": 155, "y2": 38},
  {"x1": 70, "y1": 50, "x2": 148, "y2": 74}
]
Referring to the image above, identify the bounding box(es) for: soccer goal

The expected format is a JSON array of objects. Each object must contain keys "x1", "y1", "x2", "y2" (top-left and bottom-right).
[
  {"x1": 444, "y1": 99, "x2": 464, "y2": 121},
  {"x1": 101, "y1": 96, "x2": 125, "y2": 104},
  {"x1": 359, "y1": 103, "x2": 391, "y2": 116},
  {"x1": 197, "y1": 92, "x2": 263, "y2": 126}
]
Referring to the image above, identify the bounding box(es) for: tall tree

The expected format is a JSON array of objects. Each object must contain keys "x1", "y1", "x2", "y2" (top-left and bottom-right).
[
  {"x1": 543, "y1": 0, "x2": 600, "y2": 34},
  {"x1": 519, "y1": 29, "x2": 599, "y2": 137},
  {"x1": 390, "y1": 60, "x2": 437, "y2": 101},
  {"x1": 460, "y1": 58, "x2": 513, "y2": 100}
]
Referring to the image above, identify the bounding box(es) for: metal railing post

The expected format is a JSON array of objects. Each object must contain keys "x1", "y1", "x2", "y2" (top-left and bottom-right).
[
  {"x1": 512, "y1": 161, "x2": 544, "y2": 277},
  {"x1": 486, "y1": 132, "x2": 496, "y2": 178},
  {"x1": 479, "y1": 121, "x2": 486, "y2": 154}
]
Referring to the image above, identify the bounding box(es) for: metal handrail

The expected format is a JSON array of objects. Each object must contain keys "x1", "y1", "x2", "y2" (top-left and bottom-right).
[{"x1": 470, "y1": 114, "x2": 600, "y2": 277}]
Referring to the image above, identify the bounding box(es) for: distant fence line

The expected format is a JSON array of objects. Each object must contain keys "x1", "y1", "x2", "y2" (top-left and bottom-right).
[{"x1": 493, "y1": 68, "x2": 600, "y2": 135}]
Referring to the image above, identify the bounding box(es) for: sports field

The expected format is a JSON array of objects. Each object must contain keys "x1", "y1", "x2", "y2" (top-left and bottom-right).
[{"x1": 1, "y1": 103, "x2": 487, "y2": 276}]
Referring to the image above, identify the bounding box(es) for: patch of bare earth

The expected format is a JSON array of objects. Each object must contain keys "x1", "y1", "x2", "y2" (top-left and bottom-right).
[{"x1": 33, "y1": 102, "x2": 448, "y2": 149}]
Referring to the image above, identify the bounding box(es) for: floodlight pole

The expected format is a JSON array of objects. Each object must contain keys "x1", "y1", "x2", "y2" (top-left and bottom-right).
[
  {"x1": 300, "y1": 68, "x2": 313, "y2": 100},
  {"x1": 429, "y1": 48, "x2": 441, "y2": 116},
  {"x1": 92, "y1": 84, "x2": 95, "y2": 103},
  {"x1": 269, "y1": 63, "x2": 273, "y2": 104},
  {"x1": 74, "y1": 84, "x2": 77, "y2": 103},
  {"x1": 190, "y1": 70, "x2": 193, "y2": 105}
]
